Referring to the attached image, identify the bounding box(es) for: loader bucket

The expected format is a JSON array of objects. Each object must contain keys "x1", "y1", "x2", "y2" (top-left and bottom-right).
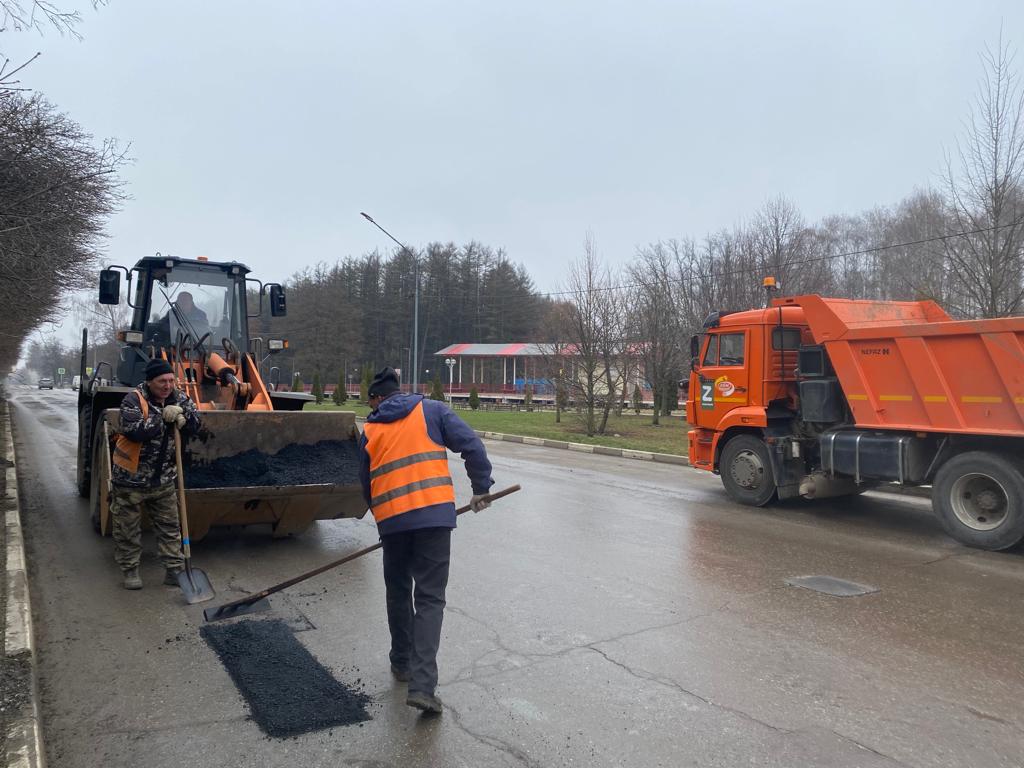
[{"x1": 94, "y1": 411, "x2": 367, "y2": 541}]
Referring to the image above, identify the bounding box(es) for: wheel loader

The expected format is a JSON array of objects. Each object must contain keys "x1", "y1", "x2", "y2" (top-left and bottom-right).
[{"x1": 76, "y1": 255, "x2": 366, "y2": 541}]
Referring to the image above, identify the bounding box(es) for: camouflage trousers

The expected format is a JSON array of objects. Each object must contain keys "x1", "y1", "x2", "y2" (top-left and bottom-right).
[{"x1": 111, "y1": 485, "x2": 185, "y2": 573}]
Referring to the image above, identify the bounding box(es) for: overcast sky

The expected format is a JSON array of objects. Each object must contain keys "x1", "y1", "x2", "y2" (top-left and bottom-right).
[{"x1": 6, "y1": 0, "x2": 1024, "y2": 313}]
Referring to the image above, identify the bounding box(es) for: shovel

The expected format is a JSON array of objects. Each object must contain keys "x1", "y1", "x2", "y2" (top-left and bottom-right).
[
  {"x1": 173, "y1": 425, "x2": 216, "y2": 604},
  {"x1": 203, "y1": 484, "x2": 521, "y2": 622}
]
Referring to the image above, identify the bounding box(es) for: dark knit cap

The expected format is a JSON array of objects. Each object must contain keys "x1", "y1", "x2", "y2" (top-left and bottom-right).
[
  {"x1": 145, "y1": 358, "x2": 174, "y2": 381},
  {"x1": 368, "y1": 367, "x2": 400, "y2": 398}
]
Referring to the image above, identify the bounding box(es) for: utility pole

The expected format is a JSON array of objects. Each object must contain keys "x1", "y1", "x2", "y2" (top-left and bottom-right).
[{"x1": 361, "y1": 212, "x2": 420, "y2": 392}]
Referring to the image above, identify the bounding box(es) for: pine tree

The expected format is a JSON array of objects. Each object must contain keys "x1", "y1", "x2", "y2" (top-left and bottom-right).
[
  {"x1": 632, "y1": 384, "x2": 642, "y2": 415},
  {"x1": 332, "y1": 370, "x2": 347, "y2": 405},
  {"x1": 291, "y1": 372, "x2": 304, "y2": 392},
  {"x1": 360, "y1": 367, "x2": 372, "y2": 403},
  {"x1": 430, "y1": 371, "x2": 445, "y2": 401},
  {"x1": 312, "y1": 371, "x2": 324, "y2": 404},
  {"x1": 468, "y1": 385, "x2": 480, "y2": 410}
]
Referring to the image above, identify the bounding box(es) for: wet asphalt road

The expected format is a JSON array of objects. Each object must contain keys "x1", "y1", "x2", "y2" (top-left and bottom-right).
[{"x1": 7, "y1": 386, "x2": 1024, "y2": 768}]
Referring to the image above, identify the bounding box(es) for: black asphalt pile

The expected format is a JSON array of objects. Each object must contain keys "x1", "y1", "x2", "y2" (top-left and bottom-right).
[
  {"x1": 200, "y1": 619, "x2": 371, "y2": 738},
  {"x1": 186, "y1": 440, "x2": 360, "y2": 489}
]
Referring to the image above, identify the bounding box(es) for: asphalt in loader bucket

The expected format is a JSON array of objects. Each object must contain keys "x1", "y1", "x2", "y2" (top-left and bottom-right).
[{"x1": 91, "y1": 411, "x2": 368, "y2": 542}]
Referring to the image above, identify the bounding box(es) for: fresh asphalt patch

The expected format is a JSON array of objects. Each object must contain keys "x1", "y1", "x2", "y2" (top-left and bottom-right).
[
  {"x1": 200, "y1": 618, "x2": 371, "y2": 738},
  {"x1": 186, "y1": 440, "x2": 360, "y2": 489}
]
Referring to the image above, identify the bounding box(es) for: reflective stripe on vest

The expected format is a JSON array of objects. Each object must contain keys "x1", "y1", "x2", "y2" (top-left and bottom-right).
[
  {"x1": 362, "y1": 401, "x2": 454, "y2": 523},
  {"x1": 112, "y1": 392, "x2": 150, "y2": 474}
]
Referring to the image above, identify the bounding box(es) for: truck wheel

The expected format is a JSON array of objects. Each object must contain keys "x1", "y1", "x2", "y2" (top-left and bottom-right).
[
  {"x1": 720, "y1": 434, "x2": 777, "y2": 507},
  {"x1": 933, "y1": 451, "x2": 1024, "y2": 551}
]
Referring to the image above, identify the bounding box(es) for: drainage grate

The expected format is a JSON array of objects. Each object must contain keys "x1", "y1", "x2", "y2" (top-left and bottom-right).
[
  {"x1": 785, "y1": 575, "x2": 879, "y2": 597},
  {"x1": 201, "y1": 618, "x2": 371, "y2": 737}
]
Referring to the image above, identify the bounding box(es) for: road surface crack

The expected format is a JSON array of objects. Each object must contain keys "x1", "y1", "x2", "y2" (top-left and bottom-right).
[
  {"x1": 584, "y1": 644, "x2": 792, "y2": 735},
  {"x1": 445, "y1": 698, "x2": 545, "y2": 768},
  {"x1": 828, "y1": 729, "x2": 908, "y2": 765}
]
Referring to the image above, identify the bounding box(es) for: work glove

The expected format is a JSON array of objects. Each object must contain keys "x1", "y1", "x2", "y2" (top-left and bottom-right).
[
  {"x1": 470, "y1": 494, "x2": 490, "y2": 513},
  {"x1": 162, "y1": 405, "x2": 184, "y2": 428}
]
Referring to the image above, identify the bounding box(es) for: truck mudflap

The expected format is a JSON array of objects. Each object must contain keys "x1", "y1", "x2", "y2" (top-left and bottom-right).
[{"x1": 90, "y1": 410, "x2": 367, "y2": 541}]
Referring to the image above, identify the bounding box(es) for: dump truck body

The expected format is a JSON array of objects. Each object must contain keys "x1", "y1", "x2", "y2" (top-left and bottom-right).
[
  {"x1": 687, "y1": 294, "x2": 1024, "y2": 550},
  {"x1": 77, "y1": 255, "x2": 365, "y2": 541}
]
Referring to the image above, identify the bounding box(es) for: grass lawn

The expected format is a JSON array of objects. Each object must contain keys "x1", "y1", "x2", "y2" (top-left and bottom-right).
[{"x1": 305, "y1": 401, "x2": 688, "y2": 456}]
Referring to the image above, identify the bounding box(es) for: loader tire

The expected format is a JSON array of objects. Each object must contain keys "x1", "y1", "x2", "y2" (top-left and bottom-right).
[
  {"x1": 720, "y1": 434, "x2": 777, "y2": 507},
  {"x1": 76, "y1": 403, "x2": 92, "y2": 498},
  {"x1": 933, "y1": 451, "x2": 1024, "y2": 551}
]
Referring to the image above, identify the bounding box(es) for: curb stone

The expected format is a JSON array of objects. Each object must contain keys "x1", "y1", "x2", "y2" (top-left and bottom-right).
[
  {"x1": 3, "y1": 406, "x2": 44, "y2": 768},
  {"x1": 473, "y1": 429, "x2": 689, "y2": 466}
]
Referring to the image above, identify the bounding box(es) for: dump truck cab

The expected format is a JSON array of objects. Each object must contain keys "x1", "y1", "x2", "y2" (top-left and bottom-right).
[
  {"x1": 687, "y1": 305, "x2": 811, "y2": 474},
  {"x1": 686, "y1": 290, "x2": 1024, "y2": 551}
]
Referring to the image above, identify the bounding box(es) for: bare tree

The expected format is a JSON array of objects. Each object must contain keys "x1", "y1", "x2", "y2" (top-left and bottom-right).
[
  {"x1": 943, "y1": 32, "x2": 1024, "y2": 318},
  {"x1": 628, "y1": 243, "x2": 685, "y2": 425},
  {"x1": 0, "y1": 91, "x2": 126, "y2": 372},
  {"x1": 1, "y1": 0, "x2": 103, "y2": 37}
]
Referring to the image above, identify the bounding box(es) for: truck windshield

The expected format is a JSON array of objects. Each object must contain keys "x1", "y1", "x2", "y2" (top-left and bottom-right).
[{"x1": 147, "y1": 267, "x2": 246, "y2": 352}]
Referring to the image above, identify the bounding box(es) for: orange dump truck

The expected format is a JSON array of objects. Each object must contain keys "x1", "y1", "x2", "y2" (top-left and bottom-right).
[{"x1": 686, "y1": 293, "x2": 1024, "y2": 550}]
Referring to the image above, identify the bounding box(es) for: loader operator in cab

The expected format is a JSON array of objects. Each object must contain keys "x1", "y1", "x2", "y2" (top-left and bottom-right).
[
  {"x1": 110, "y1": 358, "x2": 202, "y2": 590},
  {"x1": 168, "y1": 291, "x2": 210, "y2": 341},
  {"x1": 358, "y1": 367, "x2": 494, "y2": 715}
]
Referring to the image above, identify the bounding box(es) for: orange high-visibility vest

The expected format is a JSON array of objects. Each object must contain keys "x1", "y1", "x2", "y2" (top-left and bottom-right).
[
  {"x1": 112, "y1": 393, "x2": 149, "y2": 474},
  {"x1": 362, "y1": 401, "x2": 455, "y2": 523}
]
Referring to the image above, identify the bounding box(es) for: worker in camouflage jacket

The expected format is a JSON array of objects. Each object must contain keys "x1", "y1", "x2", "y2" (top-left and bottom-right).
[{"x1": 111, "y1": 358, "x2": 202, "y2": 590}]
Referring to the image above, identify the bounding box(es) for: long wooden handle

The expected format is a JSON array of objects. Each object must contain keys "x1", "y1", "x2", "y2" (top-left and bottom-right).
[
  {"x1": 172, "y1": 426, "x2": 193, "y2": 559},
  {"x1": 217, "y1": 484, "x2": 522, "y2": 610}
]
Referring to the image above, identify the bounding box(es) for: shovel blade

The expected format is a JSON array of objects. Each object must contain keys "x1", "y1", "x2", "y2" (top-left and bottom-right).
[
  {"x1": 202, "y1": 597, "x2": 271, "y2": 623},
  {"x1": 177, "y1": 567, "x2": 216, "y2": 604}
]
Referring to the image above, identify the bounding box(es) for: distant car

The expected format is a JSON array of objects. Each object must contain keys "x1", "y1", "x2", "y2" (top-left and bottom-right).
[
  {"x1": 38, "y1": 377, "x2": 54, "y2": 390},
  {"x1": 71, "y1": 375, "x2": 81, "y2": 391}
]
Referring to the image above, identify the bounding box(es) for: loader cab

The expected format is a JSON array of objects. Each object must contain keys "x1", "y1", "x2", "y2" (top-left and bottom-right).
[{"x1": 98, "y1": 256, "x2": 286, "y2": 388}]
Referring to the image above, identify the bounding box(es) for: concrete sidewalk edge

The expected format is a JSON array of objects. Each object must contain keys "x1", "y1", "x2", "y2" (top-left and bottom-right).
[{"x1": 4, "y1": 406, "x2": 45, "y2": 768}]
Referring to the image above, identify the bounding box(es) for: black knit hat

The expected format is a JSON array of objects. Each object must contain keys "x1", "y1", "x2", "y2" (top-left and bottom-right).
[
  {"x1": 145, "y1": 358, "x2": 174, "y2": 381},
  {"x1": 368, "y1": 367, "x2": 400, "y2": 398}
]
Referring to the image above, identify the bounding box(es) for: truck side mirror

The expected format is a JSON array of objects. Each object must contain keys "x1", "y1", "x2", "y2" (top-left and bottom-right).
[
  {"x1": 99, "y1": 269, "x2": 121, "y2": 305},
  {"x1": 269, "y1": 284, "x2": 287, "y2": 317},
  {"x1": 689, "y1": 334, "x2": 701, "y2": 371}
]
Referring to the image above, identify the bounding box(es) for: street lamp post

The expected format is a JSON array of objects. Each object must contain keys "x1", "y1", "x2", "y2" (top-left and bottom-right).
[
  {"x1": 361, "y1": 212, "x2": 420, "y2": 392},
  {"x1": 445, "y1": 357, "x2": 456, "y2": 403}
]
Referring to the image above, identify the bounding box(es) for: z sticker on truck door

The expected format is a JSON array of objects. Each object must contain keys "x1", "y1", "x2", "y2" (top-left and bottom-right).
[{"x1": 700, "y1": 377, "x2": 715, "y2": 410}]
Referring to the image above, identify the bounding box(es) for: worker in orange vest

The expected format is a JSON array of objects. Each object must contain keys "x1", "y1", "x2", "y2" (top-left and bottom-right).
[{"x1": 358, "y1": 367, "x2": 493, "y2": 714}]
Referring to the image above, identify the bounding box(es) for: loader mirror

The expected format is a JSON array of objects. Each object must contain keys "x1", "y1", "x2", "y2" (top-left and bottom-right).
[
  {"x1": 269, "y1": 284, "x2": 287, "y2": 317},
  {"x1": 98, "y1": 270, "x2": 121, "y2": 305}
]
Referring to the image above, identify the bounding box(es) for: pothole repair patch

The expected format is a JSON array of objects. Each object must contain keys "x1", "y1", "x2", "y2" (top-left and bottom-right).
[
  {"x1": 200, "y1": 618, "x2": 371, "y2": 737},
  {"x1": 785, "y1": 575, "x2": 879, "y2": 597}
]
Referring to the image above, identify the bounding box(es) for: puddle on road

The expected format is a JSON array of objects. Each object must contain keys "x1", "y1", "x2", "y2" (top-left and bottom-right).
[{"x1": 200, "y1": 618, "x2": 371, "y2": 738}]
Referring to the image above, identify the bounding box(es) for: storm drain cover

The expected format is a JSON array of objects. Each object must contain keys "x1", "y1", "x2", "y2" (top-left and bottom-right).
[
  {"x1": 785, "y1": 575, "x2": 879, "y2": 597},
  {"x1": 201, "y1": 619, "x2": 371, "y2": 737}
]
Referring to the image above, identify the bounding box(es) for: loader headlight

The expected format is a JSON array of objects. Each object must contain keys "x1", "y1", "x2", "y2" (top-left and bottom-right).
[{"x1": 268, "y1": 339, "x2": 287, "y2": 352}]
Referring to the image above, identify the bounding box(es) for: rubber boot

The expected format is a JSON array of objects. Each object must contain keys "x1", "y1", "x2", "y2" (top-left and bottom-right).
[
  {"x1": 406, "y1": 691, "x2": 442, "y2": 714},
  {"x1": 123, "y1": 568, "x2": 142, "y2": 590}
]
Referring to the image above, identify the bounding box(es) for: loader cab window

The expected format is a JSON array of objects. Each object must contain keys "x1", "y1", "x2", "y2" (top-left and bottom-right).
[
  {"x1": 702, "y1": 332, "x2": 745, "y2": 367},
  {"x1": 145, "y1": 267, "x2": 247, "y2": 353}
]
